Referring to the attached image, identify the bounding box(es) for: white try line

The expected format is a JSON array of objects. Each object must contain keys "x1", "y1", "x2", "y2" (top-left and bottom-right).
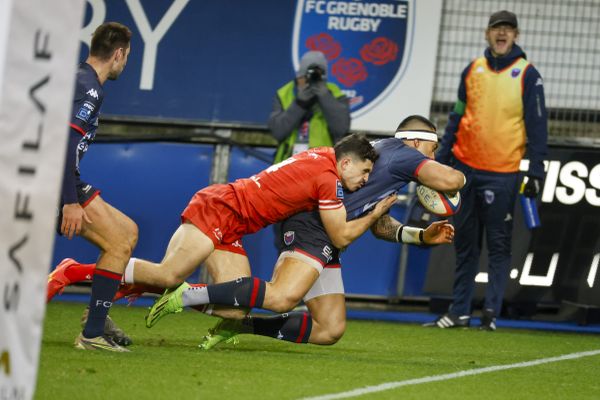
[{"x1": 301, "y1": 349, "x2": 600, "y2": 400}]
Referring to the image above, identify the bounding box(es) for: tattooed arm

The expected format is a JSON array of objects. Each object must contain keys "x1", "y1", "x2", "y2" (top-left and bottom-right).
[
  {"x1": 371, "y1": 214, "x2": 455, "y2": 245},
  {"x1": 370, "y1": 214, "x2": 403, "y2": 242}
]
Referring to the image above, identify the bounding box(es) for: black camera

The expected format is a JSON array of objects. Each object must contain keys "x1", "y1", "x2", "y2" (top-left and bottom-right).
[{"x1": 305, "y1": 66, "x2": 323, "y2": 84}]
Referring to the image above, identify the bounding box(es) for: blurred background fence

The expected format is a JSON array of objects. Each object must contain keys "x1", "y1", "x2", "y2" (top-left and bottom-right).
[{"x1": 431, "y1": 0, "x2": 600, "y2": 140}]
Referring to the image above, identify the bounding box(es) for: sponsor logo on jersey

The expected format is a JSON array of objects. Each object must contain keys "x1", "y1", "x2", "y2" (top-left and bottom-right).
[
  {"x1": 322, "y1": 245, "x2": 333, "y2": 263},
  {"x1": 75, "y1": 107, "x2": 91, "y2": 122},
  {"x1": 284, "y1": 231, "x2": 295, "y2": 246},
  {"x1": 86, "y1": 88, "x2": 99, "y2": 99},
  {"x1": 75, "y1": 101, "x2": 96, "y2": 123},
  {"x1": 336, "y1": 180, "x2": 344, "y2": 199},
  {"x1": 212, "y1": 228, "x2": 223, "y2": 241}
]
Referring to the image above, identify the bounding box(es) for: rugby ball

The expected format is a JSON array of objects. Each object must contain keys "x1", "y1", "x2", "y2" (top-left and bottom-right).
[{"x1": 416, "y1": 185, "x2": 461, "y2": 217}]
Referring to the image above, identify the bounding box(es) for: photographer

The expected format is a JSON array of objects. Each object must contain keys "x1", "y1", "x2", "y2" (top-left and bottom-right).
[{"x1": 268, "y1": 50, "x2": 350, "y2": 163}]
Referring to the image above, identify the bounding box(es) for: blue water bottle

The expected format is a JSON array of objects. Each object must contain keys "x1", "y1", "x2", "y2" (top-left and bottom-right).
[{"x1": 519, "y1": 179, "x2": 541, "y2": 229}]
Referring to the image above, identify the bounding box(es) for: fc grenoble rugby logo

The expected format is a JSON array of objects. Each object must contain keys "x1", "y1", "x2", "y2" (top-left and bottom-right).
[{"x1": 293, "y1": 0, "x2": 413, "y2": 117}]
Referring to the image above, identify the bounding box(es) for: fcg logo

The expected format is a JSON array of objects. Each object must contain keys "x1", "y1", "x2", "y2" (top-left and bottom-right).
[{"x1": 293, "y1": 0, "x2": 413, "y2": 117}]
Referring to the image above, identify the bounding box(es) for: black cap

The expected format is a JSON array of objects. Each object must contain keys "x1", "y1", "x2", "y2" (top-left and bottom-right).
[{"x1": 488, "y1": 10, "x2": 518, "y2": 28}]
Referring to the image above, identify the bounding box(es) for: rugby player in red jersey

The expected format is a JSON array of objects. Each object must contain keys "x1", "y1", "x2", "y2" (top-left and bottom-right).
[
  {"x1": 48, "y1": 135, "x2": 396, "y2": 321},
  {"x1": 143, "y1": 117, "x2": 465, "y2": 343}
]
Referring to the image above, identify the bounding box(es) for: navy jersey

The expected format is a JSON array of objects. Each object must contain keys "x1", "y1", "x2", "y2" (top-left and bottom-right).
[
  {"x1": 344, "y1": 138, "x2": 429, "y2": 220},
  {"x1": 69, "y1": 63, "x2": 104, "y2": 169},
  {"x1": 61, "y1": 63, "x2": 104, "y2": 204}
]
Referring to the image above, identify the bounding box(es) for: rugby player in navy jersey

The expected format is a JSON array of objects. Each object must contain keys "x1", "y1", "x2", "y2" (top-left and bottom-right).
[
  {"x1": 146, "y1": 115, "x2": 466, "y2": 348},
  {"x1": 49, "y1": 22, "x2": 135, "y2": 352}
]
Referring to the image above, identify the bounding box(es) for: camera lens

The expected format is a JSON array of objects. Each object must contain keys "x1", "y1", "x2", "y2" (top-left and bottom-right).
[{"x1": 306, "y1": 67, "x2": 322, "y2": 83}]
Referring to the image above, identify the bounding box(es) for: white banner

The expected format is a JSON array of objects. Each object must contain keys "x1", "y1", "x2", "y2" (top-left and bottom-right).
[
  {"x1": 351, "y1": 0, "x2": 442, "y2": 133},
  {"x1": 0, "y1": 0, "x2": 84, "y2": 399}
]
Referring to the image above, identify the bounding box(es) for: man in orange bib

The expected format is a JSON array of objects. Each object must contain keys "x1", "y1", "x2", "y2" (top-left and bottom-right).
[{"x1": 432, "y1": 10, "x2": 548, "y2": 331}]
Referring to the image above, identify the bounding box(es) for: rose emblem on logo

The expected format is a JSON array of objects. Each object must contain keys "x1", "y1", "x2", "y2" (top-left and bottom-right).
[
  {"x1": 306, "y1": 33, "x2": 342, "y2": 60},
  {"x1": 360, "y1": 37, "x2": 399, "y2": 66},
  {"x1": 293, "y1": 0, "x2": 412, "y2": 116},
  {"x1": 332, "y1": 58, "x2": 368, "y2": 87}
]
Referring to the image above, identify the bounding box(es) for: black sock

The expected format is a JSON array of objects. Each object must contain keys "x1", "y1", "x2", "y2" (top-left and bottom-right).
[
  {"x1": 207, "y1": 277, "x2": 266, "y2": 308},
  {"x1": 82, "y1": 269, "x2": 121, "y2": 338},
  {"x1": 247, "y1": 312, "x2": 312, "y2": 343}
]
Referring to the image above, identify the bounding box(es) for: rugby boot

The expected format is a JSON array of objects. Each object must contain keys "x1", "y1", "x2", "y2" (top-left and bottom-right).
[
  {"x1": 80, "y1": 307, "x2": 132, "y2": 346},
  {"x1": 423, "y1": 314, "x2": 471, "y2": 328},
  {"x1": 47, "y1": 258, "x2": 94, "y2": 303},
  {"x1": 198, "y1": 319, "x2": 242, "y2": 350},
  {"x1": 145, "y1": 282, "x2": 190, "y2": 328},
  {"x1": 479, "y1": 308, "x2": 497, "y2": 331},
  {"x1": 74, "y1": 332, "x2": 130, "y2": 352}
]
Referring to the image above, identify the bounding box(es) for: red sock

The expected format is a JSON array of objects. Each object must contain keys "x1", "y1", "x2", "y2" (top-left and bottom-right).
[{"x1": 65, "y1": 262, "x2": 96, "y2": 283}]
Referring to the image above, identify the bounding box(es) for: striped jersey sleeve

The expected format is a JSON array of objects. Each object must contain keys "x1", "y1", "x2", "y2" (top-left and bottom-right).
[{"x1": 316, "y1": 172, "x2": 344, "y2": 211}]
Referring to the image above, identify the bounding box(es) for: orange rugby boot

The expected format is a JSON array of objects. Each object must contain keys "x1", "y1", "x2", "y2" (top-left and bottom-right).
[{"x1": 46, "y1": 258, "x2": 94, "y2": 303}]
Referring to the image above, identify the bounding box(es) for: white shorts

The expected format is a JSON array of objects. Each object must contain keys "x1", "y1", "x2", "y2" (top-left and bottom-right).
[
  {"x1": 275, "y1": 251, "x2": 345, "y2": 302},
  {"x1": 303, "y1": 266, "x2": 345, "y2": 302}
]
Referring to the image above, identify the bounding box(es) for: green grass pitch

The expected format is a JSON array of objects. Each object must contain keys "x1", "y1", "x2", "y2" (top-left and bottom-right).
[{"x1": 37, "y1": 302, "x2": 600, "y2": 399}]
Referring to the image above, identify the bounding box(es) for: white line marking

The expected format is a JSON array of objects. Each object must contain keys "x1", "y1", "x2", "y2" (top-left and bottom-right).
[{"x1": 300, "y1": 349, "x2": 600, "y2": 400}]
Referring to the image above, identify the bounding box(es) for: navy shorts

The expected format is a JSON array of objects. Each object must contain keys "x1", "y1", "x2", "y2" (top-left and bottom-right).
[
  {"x1": 278, "y1": 210, "x2": 341, "y2": 269},
  {"x1": 56, "y1": 179, "x2": 100, "y2": 233}
]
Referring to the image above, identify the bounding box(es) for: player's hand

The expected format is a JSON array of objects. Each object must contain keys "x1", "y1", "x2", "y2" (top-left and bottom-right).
[
  {"x1": 522, "y1": 176, "x2": 541, "y2": 198},
  {"x1": 61, "y1": 203, "x2": 92, "y2": 239},
  {"x1": 371, "y1": 195, "x2": 397, "y2": 219},
  {"x1": 423, "y1": 220, "x2": 454, "y2": 245}
]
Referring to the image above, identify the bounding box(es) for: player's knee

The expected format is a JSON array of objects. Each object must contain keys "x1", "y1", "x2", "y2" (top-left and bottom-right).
[
  {"x1": 101, "y1": 239, "x2": 133, "y2": 262},
  {"x1": 118, "y1": 217, "x2": 138, "y2": 252},
  {"x1": 268, "y1": 292, "x2": 301, "y2": 313},
  {"x1": 324, "y1": 323, "x2": 345, "y2": 344},
  {"x1": 107, "y1": 221, "x2": 138, "y2": 259},
  {"x1": 313, "y1": 319, "x2": 345, "y2": 345},
  {"x1": 270, "y1": 301, "x2": 295, "y2": 314}
]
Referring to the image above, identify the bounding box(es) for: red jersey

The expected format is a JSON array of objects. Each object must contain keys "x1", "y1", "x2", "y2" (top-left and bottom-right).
[{"x1": 231, "y1": 147, "x2": 343, "y2": 233}]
